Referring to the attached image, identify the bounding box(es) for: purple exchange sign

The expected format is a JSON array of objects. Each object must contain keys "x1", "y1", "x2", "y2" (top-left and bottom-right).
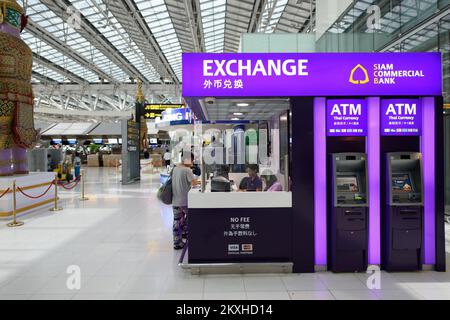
[
  {"x1": 182, "y1": 53, "x2": 442, "y2": 97},
  {"x1": 380, "y1": 99, "x2": 422, "y2": 136},
  {"x1": 326, "y1": 99, "x2": 367, "y2": 136}
]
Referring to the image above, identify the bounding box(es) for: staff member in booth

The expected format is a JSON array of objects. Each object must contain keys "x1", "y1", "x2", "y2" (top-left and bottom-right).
[
  {"x1": 241, "y1": 164, "x2": 262, "y2": 192},
  {"x1": 261, "y1": 170, "x2": 283, "y2": 192}
]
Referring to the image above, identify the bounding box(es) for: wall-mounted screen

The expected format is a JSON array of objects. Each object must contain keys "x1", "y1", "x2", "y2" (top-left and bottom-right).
[
  {"x1": 52, "y1": 139, "x2": 62, "y2": 144},
  {"x1": 108, "y1": 138, "x2": 118, "y2": 144},
  {"x1": 93, "y1": 139, "x2": 103, "y2": 144},
  {"x1": 68, "y1": 139, "x2": 77, "y2": 145},
  {"x1": 336, "y1": 175, "x2": 359, "y2": 192},
  {"x1": 392, "y1": 173, "x2": 414, "y2": 192},
  {"x1": 149, "y1": 138, "x2": 158, "y2": 144}
]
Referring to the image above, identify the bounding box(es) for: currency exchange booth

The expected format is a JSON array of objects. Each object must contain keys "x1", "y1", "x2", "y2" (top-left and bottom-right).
[{"x1": 182, "y1": 52, "x2": 445, "y2": 273}]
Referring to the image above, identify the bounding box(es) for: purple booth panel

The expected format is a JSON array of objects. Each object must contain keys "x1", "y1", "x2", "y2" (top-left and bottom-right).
[
  {"x1": 367, "y1": 97, "x2": 381, "y2": 265},
  {"x1": 314, "y1": 97, "x2": 327, "y2": 266},
  {"x1": 421, "y1": 97, "x2": 436, "y2": 265}
]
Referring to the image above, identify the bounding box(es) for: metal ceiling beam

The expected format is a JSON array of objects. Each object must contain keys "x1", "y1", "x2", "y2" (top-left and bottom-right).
[
  {"x1": 33, "y1": 53, "x2": 85, "y2": 84},
  {"x1": 32, "y1": 71, "x2": 59, "y2": 84},
  {"x1": 32, "y1": 83, "x2": 180, "y2": 97},
  {"x1": 184, "y1": 0, "x2": 205, "y2": 52},
  {"x1": 108, "y1": 0, "x2": 180, "y2": 84},
  {"x1": 40, "y1": 0, "x2": 149, "y2": 83},
  {"x1": 27, "y1": 20, "x2": 117, "y2": 83},
  {"x1": 247, "y1": 0, "x2": 267, "y2": 32},
  {"x1": 34, "y1": 107, "x2": 132, "y2": 118}
]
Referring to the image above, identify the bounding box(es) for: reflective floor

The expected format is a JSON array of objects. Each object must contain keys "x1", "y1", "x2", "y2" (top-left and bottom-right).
[{"x1": 1, "y1": 167, "x2": 450, "y2": 300}]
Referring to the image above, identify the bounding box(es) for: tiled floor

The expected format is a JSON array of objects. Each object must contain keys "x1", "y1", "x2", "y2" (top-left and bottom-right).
[{"x1": 1, "y1": 167, "x2": 450, "y2": 300}]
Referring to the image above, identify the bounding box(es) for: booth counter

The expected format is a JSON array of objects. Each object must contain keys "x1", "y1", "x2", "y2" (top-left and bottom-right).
[
  {"x1": 188, "y1": 189, "x2": 292, "y2": 208},
  {"x1": 188, "y1": 190, "x2": 293, "y2": 264}
]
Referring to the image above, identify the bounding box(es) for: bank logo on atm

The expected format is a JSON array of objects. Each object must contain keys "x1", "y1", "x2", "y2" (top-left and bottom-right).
[
  {"x1": 349, "y1": 64, "x2": 370, "y2": 85},
  {"x1": 350, "y1": 63, "x2": 426, "y2": 85}
]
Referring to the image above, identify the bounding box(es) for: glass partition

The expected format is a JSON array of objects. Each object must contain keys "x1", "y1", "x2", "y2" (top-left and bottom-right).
[{"x1": 170, "y1": 99, "x2": 291, "y2": 193}]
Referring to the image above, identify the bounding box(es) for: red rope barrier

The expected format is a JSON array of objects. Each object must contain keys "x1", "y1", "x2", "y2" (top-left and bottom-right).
[
  {"x1": 17, "y1": 181, "x2": 54, "y2": 199},
  {"x1": 58, "y1": 177, "x2": 81, "y2": 190},
  {"x1": 0, "y1": 188, "x2": 10, "y2": 199}
]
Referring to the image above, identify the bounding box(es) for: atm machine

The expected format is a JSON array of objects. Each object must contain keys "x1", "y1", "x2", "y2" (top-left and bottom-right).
[
  {"x1": 329, "y1": 153, "x2": 369, "y2": 272},
  {"x1": 383, "y1": 152, "x2": 423, "y2": 271}
]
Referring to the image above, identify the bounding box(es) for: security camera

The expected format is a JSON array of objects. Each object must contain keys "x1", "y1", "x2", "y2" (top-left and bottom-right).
[{"x1": 205, "y1": 97, "x2": 215, "y2": 105}]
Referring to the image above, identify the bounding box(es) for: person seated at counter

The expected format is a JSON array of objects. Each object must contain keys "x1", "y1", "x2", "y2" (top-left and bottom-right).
[
  {"x1": 240, "y1": 164, "x2": 262, "y2": 192},
  {"x1": 261, "y1": 170, "x2": 283, "y2": 192}
]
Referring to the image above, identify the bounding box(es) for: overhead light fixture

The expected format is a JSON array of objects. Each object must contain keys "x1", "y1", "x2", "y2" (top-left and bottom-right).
[
  {"x1": 231, "y1": 118, "x2": 241, "y2": 121},
  {"x1": 236, "y1": 103, "x2": 249, "y2": 107},
  {"x1": 233, "y1": 112, "x2": 244, "y2": 116}
]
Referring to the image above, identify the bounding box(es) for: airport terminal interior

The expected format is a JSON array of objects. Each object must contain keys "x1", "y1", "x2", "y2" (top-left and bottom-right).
[{"x1": 0, "y1": 0, "x2": 449, "y2": 301}]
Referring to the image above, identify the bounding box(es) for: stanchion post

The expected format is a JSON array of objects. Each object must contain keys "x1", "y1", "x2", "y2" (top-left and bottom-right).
[
  {"x1": 80, "y1": 169, "x2": 89, "y2": 201},
  {"x1": 50, "y1": 174, "x2": 63, "y2": 212},
  {"x1": 7, "y1": 180, "x2": 24, "y2": 227}
]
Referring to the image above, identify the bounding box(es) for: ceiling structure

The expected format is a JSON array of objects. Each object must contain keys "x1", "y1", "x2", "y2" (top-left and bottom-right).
[
  {"x1": 16, "y1": 0, "x2": 316, "y2": 120},
  {"x1": 201, "y1": 98, "x2": 290, "y2": 121}
]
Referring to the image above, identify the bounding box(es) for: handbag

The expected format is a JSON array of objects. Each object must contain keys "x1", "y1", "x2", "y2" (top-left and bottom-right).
[{"x1": 157, "y1": 171, "x2": 173, "y2": 205}]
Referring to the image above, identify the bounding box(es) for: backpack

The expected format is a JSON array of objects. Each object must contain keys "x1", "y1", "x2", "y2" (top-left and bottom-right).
[{"x1": 157, "y1": 171, "x2": 173, "y2": 205}]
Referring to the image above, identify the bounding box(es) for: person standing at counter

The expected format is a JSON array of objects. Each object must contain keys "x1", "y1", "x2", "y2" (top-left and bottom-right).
[
  {"x1": 242, "y1": 164, "x2": 262, "y2": 192},
  {"x1": 171, "y1": 151, "x2": 197, "y2": 250}
]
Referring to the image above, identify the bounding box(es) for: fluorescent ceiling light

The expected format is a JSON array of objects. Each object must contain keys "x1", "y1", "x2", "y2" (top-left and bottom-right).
[
  {"x1": 236, "y1": 103, "x2": 249, "y2": 107},
  {"x1": 233, "y1": 112, "x2": 244, "y2": 116}
]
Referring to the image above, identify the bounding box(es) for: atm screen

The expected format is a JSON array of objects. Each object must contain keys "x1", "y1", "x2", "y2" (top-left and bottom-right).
[
  {"x1": 336, "y1": 175, "x2": 359, "y2": 192},
  {"x1": 392, "y1": 173, "x2": 414, "y2": 192}
]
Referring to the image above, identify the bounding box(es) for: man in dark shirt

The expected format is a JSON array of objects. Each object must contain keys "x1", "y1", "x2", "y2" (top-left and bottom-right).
[{"x1": 244, "y1": 164, "x2": 262, "y2": 192}]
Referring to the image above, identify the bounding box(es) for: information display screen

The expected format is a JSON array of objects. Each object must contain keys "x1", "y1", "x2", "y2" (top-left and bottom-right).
[
  {"x1": 392, "y1": 173, "x2": 414, "y2": 192},
  {"x1": 336, "y1": 175, "x2": 359, "y2": 192},
  {"x1": 149, "y1": 138, "x2": 158, "y2": 144}
]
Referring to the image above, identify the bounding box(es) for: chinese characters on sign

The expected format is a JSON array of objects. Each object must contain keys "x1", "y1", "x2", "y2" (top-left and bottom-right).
[
  {"x1": 203, "y1": 79, "x2": 244, "y2": 90},
  {"x1": 225, "y1": 217, "x2": 256, "y2": 255},
  {"x1": 381, "y1": 99, "x2": 422, "y2": 136},
  {"x1": 326, "y1": 99, "x2": 367, "y2": 136}
]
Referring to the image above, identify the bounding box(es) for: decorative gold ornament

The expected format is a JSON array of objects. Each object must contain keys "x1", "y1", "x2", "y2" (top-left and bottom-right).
[
  {"x1": 136, "y1": 79, "x2": 145, "y2": 104},
  {"x1": 0, "y1": 0, "x2": 24, "y2": 15}
]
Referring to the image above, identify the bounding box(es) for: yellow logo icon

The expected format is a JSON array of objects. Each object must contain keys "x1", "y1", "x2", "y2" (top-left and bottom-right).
[{"x1": 349, "y1": 64, "x2": 370, "y2": 85}]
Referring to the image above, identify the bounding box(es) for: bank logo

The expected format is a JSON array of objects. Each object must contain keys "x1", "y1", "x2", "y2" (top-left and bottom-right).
[
  {"x1": 242, "y1": 244, "x2": 253, "y2": 252},
  {"x1": 349, "y1": 64, "x2": 370, "y2": 85},
  {"x1": 228, "y1": 244, "x2": 239, "y2": 252}
]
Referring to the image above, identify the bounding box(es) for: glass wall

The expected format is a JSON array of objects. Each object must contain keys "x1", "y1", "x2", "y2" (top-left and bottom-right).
[{"x1": 317, "y1": 0, "x2": 450, "y2": 210}]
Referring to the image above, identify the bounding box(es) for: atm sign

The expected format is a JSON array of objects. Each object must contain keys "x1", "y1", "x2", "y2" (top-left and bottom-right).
[{"x1": 326, "y1": 99, "x2": 367, "y2": 136}]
